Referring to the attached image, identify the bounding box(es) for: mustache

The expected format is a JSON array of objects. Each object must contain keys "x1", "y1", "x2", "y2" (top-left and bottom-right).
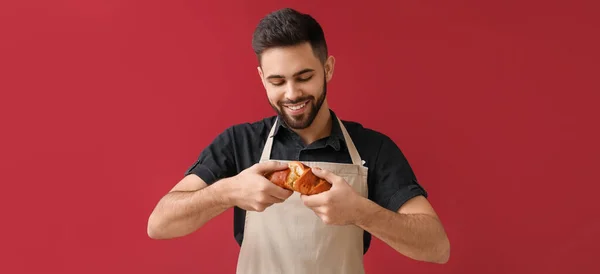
[{"x1": 279, "y1": 96, "x2": 314, "y2": 105}]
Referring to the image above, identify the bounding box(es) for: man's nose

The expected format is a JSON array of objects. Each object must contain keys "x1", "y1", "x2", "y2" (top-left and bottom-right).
[{"x1": 284, "y1": 82, "x2": 303, "y2": 102}]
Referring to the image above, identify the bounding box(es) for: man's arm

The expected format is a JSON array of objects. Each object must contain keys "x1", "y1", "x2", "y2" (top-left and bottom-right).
[
  {"x1": 301, "y1": 168, "x2": 450, "y2": 264},
  {"x1": 360, "y1": 134, "x2": 450, "y2": 263},
  {"x1": 354, "y1": 195, "x2": 450, "y2": 264},
  {"x1": 147, "y1": 126, "x2": 238, "y2": 239},
  {"x1": 147, "y1": 161, "x2": 293, "y2": 240},
  {"x1": 301, "y1": 132, "x2": 450, "y2": 264},
  {"x1": 147, "y1": 174, "x2": 234, "y2": 239}
]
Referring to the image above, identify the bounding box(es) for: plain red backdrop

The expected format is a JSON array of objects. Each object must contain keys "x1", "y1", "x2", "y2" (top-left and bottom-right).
[{"x1": 1, "y1": 0, "x2": 599, "y2": 273}]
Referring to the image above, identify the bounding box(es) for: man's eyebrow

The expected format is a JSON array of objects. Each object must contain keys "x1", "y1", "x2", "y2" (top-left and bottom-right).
[{"x1": 266, "y1": 68, "x2": 315, "y2": 79}]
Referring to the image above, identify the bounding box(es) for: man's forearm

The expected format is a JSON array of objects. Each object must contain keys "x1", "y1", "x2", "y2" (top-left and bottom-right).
[
  {"x1": 355, "y1": 198, "x2": 450, "y2": 264},
  {"x1": 147, "y1": 179, "x2": 232, "y2": 239}
]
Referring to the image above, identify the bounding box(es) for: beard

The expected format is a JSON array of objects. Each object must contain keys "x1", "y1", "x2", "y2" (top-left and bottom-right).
[{"x1": 270, "y1": 77, "x2": 327, "y2": 130}]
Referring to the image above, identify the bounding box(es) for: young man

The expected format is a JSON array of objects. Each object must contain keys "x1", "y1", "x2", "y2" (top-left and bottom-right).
[{"x1": 147, "y1": 7, "x2": 450, "y2": 274}]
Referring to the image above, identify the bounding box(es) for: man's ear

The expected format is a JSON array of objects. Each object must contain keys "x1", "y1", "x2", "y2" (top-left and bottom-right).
[
  {"x1": 257, "y1": 66, "x2": 266, "y2": 88},
  {"x1": 324, "y1": 56, "x2": 335, "y2": 82}
]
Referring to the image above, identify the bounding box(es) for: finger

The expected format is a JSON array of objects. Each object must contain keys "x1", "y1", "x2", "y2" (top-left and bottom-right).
[
  {"x1": 252, "y1": 160, "x2": 289, "y2": 174},
  {"x1": 301, "y1": 193, "x2": 326, "y2": 208},
  {"x1": 310, "y1": 206, "x2": 326, "y2": 216},
  {"x1": 254, "y1": 202, "x2": 274, "y2": 212},
  {"x1": 260, "y1": 194, "x2": 285, "y2": 204},
  {"x1": 264, "y1": 181, "x2": 294, "y2": 200},
  {"x1": 311, "y1": 168, "x2": 342, "y2": 185}
]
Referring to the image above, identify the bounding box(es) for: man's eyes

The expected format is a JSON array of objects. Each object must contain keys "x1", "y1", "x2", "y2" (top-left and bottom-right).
[
  {"x1": 298, "y1": 75, "x2": 313, "y2": 82},
  {"x1": 270, "y1": 75, "x2": 313, "y2": 86}
]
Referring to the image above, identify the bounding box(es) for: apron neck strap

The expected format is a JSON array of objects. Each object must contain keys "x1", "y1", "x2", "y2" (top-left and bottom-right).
[{"x1": 260, "y1": 116, "x2": 363, "y2": 166}]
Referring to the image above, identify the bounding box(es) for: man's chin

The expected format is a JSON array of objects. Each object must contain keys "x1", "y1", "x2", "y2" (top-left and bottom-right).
[
  {"x1": 282, "y1": 115, "x2": 311, "y2": 130},
  {"x1": 278, "y1": 106, "x2": 312, "y2": 128}
]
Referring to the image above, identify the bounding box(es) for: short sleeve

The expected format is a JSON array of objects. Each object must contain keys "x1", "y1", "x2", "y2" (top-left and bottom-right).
[
  {"x1": 184, "y1": 127, "x2": 237, "y2": 185},
  {"x1": 372, "y1": 135, "x2": 428, "y2": 212}
]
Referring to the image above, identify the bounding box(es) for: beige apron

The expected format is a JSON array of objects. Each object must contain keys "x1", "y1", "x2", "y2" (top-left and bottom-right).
[{"x1": 236, "y1": 116, "x2": 369, "y2": 274}]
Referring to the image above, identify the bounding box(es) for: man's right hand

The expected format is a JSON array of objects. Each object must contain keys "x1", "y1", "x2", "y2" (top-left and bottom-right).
[{"x1": 226, "y1": 161, "x2": 294, "y2": 212}]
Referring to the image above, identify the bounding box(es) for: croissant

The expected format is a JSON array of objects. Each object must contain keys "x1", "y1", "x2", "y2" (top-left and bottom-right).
[{"x1": 264, "y1": 161, "x2": 332, "y2": 195}]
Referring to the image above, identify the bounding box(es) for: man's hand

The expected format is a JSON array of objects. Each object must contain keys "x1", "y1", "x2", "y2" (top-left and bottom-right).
[
  {"x1": 227, "y1": 161, "x2": 294, "y2": 212},
  {"x1": 300, "y1": 167, "x2": 363, "y2": 225}
]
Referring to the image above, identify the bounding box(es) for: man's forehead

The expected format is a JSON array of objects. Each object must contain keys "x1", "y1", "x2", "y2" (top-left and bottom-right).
[{"x1": 260, "y1": 44, "x2": 321, "y2": 76}]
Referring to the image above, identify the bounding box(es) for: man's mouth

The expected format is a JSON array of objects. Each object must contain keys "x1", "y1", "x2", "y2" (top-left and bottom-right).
[{"x1": 283, "y1": 100, "x2": 309, "y2": 111}]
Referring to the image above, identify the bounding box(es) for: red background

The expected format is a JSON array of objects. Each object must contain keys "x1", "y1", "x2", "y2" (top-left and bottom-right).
[{"x1": 1, "y1": 0, "x2": 599, "y2": 273}]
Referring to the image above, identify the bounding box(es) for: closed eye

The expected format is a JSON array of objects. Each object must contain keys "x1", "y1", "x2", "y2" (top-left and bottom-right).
[
  {"x1": 269, "y1": 80, "x2": 285, "y2": 86},
  {"x1": 297, "y1": 75, "x2": 313, "y2": 82}
]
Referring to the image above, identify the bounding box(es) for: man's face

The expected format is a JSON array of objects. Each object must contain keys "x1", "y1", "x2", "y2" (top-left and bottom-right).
[{"x1": 258, "y1": 42, "x2": 334, "y2": 130}]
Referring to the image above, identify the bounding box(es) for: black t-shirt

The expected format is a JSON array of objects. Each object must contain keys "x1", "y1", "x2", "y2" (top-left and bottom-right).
[{"x1": 185, "y1": 110, "x2": 428, "y2": 254}]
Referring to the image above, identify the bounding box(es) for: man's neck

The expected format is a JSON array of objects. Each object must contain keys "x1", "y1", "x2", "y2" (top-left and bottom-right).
[{"x1": 292, "y1": 106, "x2": 332, "y2": 146}]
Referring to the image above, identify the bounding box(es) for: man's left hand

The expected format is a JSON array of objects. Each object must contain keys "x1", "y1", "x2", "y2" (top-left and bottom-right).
[{"x1": 300, "y1": 167, "x2": 365, "y2": 226}]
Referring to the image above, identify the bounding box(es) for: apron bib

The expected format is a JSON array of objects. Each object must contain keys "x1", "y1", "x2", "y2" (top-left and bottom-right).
[{"x1": 236, "y1": 117, "x2": 369, "y2": 274}]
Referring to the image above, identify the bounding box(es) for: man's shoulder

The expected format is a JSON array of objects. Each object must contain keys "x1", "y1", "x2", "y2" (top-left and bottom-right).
[
  {"x1": 224, "y1": 115, "x2": 277, "y2": 137},
  {"x1": 340, "y1": 119, "x2": 391, "y2": 143}
]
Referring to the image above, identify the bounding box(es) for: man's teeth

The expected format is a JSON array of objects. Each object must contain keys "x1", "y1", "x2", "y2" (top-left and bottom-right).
[{"x1": 287, "y1": 102, "x2": 306, "y2": 110}]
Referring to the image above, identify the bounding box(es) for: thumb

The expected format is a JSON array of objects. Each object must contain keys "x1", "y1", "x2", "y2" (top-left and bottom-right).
[
  {"x1": 253, "y1": 160, "x2": 288, "y2": 173},
  {"x1": 311, "y1": 167, "x2": 339, "y2": 184}
]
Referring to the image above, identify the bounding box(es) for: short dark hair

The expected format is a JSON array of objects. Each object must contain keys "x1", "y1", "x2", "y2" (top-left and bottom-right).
[{"x1": 252, "y1": 8, "x2": 328, "y2": 64}]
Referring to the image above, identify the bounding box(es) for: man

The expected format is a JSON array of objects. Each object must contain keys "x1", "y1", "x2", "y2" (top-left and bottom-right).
[{"x1": 147, "y1": 7, "x2": 450, "y2": 274}]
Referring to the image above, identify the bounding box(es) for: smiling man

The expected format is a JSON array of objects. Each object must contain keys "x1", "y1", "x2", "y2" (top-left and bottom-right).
[{"x1": 147, "y1": 7, "x2": 450, "y2": 274}]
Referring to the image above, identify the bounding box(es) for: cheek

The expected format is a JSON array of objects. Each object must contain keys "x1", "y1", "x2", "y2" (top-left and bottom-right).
[
  {"x1": 265, "y1": 88, "x2": 282, "y2": 104},
  {"x1": 304, "y1": 81, "x2": 323, "y2": 96}
]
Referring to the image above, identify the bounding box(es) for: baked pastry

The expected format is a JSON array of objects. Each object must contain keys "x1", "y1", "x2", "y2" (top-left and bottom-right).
[{"x1": 265, "y1": 161, "x2": 331, "y2": 195}]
